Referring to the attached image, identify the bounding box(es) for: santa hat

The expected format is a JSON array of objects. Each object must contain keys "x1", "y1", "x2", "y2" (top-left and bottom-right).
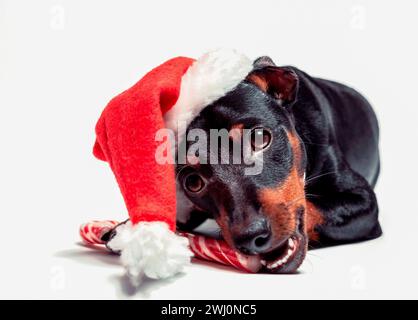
[{"x1": 92, "y1": 49, "x2": 253, "y2": 285}]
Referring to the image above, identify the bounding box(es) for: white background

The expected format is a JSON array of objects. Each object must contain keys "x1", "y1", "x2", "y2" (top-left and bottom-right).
[{"x1": 1, "y1": 0, "x2": 417, "y2": 299}]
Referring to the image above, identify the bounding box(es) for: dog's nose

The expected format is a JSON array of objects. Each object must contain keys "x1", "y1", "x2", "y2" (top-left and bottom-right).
[{"x1": 234, "y1": 218, "x2": 272, "y2": 255}]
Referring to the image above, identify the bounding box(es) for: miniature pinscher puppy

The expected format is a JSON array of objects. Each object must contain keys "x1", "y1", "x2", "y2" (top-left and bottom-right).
[{"x1": 176, "y1": 56, "x2": 382, "y2": 273}]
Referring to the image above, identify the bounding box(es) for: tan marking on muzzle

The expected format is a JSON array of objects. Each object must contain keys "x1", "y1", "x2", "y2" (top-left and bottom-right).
[
  {"x1": 258, "y1": 131, "x2": 307, "y2": 241},
  {"x1": 216, "y1": 206, "x2": 235, "y2": 248}
]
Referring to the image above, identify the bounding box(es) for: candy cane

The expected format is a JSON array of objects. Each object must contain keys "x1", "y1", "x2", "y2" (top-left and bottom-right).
[
  {"x1": 79, "y1": 220, "x2": 119, "y2": 245},
  {"x1": 79, "y1": 220, "x2": 262, "y2": 273}
]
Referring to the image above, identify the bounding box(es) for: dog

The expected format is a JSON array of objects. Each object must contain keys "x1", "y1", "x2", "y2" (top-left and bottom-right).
[{"x1": 175, "y1": 56, "x2": 382, "y2": 273}]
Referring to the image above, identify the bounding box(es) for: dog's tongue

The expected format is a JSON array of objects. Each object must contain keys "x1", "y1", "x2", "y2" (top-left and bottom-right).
[{"x1": 235, "y1": 253, "x2": 263, "y2": 273}]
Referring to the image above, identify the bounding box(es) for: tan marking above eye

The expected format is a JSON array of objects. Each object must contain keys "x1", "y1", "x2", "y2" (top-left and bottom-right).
[
  {"x1": 229, "y1": 123, "x2": 244, "y2": 142},
  {"x1": 186, "y1": 155, "x2": 200, "y2": 166}
]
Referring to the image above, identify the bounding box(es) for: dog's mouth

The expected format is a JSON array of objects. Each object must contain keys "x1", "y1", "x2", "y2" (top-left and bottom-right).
[
  {"x1": 259, "y1": 234, "x2": 306, "y2": 273},
  {"x1": 259, "y1": 215, "x2": 307, "y2": 273}
]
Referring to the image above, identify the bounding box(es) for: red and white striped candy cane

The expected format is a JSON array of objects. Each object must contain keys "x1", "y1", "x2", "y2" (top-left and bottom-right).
[
  {"x1": 79, "y1": 220, "x2": 262, "y2": 273},
  {"x1": 79, "y1": 220, "x2": 119, "y2": 245},
  {"x1": 181, "y1": 232, "x2": 262, "y2": 273}
]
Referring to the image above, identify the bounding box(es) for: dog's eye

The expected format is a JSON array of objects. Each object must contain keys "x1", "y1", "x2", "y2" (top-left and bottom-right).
[
  {"x1": 184, "y1": 173, "x2": 205, "y2": 193},
  {"x1": 251, "y1": 127, "x2": 272, "y2": 151}
]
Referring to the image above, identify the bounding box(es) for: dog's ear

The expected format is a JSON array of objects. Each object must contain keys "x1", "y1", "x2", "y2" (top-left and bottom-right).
[
  {"x1": 253, "y1": 56, "x2": 276, "y2": 69},
  {"x1": 247, "y1": 58, "x2": 298, "y2": 107}
]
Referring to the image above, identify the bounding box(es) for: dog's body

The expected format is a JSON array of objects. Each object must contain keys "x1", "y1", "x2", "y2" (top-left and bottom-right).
[
  {"x1": 175, "y1": 56, "x2": 382, "y2": 273},
  {"x1": 286, "y1": 67, "x2": 382, "y2": 244}
]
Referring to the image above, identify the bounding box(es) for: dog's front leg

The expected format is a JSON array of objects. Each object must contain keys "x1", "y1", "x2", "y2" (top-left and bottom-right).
[{"x1": 306, "y1": 166, "x2": 382, "y2": 247}]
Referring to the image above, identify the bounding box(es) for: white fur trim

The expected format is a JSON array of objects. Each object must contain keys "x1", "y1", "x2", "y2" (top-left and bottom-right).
[
  {"x1": 164, "y1": 48, "x2": 253, "y2": 142},
  {"x1": 107, "y1": 221, "x2": 192, "y2": 286}
]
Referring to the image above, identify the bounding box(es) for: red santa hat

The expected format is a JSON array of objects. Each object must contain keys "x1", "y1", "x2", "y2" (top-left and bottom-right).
[{"x1": 92, "y1": 49, "x2": 253, "y2": 285}]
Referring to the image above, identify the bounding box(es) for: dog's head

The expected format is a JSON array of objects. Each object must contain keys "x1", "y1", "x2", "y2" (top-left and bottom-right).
[{"x1": 176, "y1": 57, "x2": 308, "y2": 273}]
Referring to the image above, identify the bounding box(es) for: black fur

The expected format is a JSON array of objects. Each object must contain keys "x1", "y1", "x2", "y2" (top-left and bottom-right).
[{"x1": 290, "y1": 67, "x2": 382, "y2": 246}]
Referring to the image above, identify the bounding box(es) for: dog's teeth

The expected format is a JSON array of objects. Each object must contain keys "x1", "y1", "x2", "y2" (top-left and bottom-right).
[
  {"x1": 265, "y1": 238, "x2": 299, "y2": 270},
  {"x1": 269, "y1": 259, "x2": 281, "y2": 269}
]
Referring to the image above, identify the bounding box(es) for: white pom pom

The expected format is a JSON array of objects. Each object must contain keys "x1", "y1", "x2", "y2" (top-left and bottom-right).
[
  {"x1": 107, "y1": 221, "x2": 192, "y2": 286},
  {"x1": 164, "y1": 48, "x2": 253, "y2": 141}
]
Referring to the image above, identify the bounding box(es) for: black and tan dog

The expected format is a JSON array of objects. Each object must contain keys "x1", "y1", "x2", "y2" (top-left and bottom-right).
[{"x1": 175, "y1": 56, "x2": 382, "y2": 273}]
